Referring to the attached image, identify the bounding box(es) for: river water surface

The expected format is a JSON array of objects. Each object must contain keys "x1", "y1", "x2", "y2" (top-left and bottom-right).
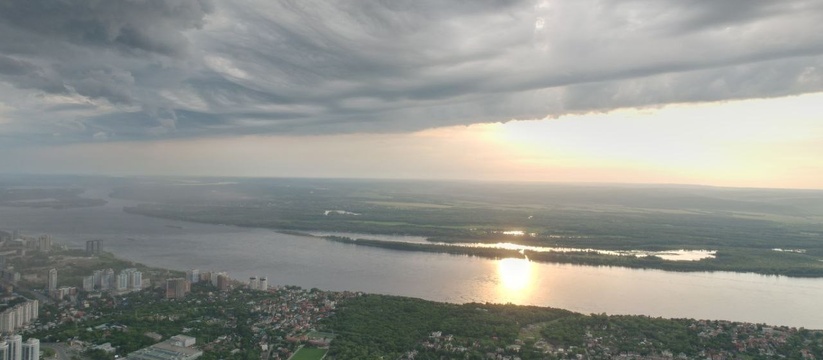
[{"x1": 1, "y1": 193, "x2": 822, "y2": 329}]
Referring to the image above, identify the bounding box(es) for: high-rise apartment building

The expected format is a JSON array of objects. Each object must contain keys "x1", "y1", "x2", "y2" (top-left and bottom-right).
[
  {"x1": 82, "y1": 276, "x2": 94, "y2": 292},
  {"x1": 211, "y1": 272, "x2": 227, "y2": 287},
  {"x1": 130, "y1": 270, "x2": 143, "y2": 291},
  {"x1": 47, "y1": 269, "x2": 57, "y2": 291},
  {"x1": 0, "y1": 312, "x2": 14, "y2": 334},
  {"x1": 0, "y1": 340, "x2": 8, "y2": 360},
  {"x1": 187, "y1": 269, "x2": 200, "y2": 284},
  {"x1": 216, "y1": 274, "x2": 229, "y2": 292},
  {"x1": 92, "y1": 270, "x2": 103, "y2": 289},
  {"x1": 0, "y1": 300, "x2": 38, "y2": 334},
  {"x1": 116, "y1": 272, "x2": 129, "y2": 291},
  {"x1": 7, "y1": 335, "x2": 21, "y2": 360},
  {"x1": 115, "y1": 268, "x2": 142, "y2": 292},
  {"x1": 247, "y1": 275, "x2": 267, "y2": 291},
  {"x1": 103, "y1": 269, "x2": 115, "y2": 290},
  {"x1": 20, "y1": 339, "x2": 37, "y2": 360},
  {"x1": 85, "y1": 240, "x2": 102, "y2": 255},
  {"x1": 13, "y1": 308, "x2": 22, "y2": 329},
  {"x1": 199, "y1": 271, "x2": 211, "y2": 284},
  {"x1": 165, "y1": 278, "x2": 190, "y2": 299},
  {"x1": 29, "y1": 300, "x2": 38, "y2": 321},
  {"x1": 36, "y1": 236, "x2": 52, "y2": 252}
]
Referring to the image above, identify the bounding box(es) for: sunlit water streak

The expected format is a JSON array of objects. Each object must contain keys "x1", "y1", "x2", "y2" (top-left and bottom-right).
[
  {"x1": 496, "y1": 257, "x2": 536, "y2": 304},
  {"x1": 448, "y1": 242, "x2": 716, "y2": 261},
  {"x1": 308, "y1": 232, "x2": 716, "y2": 262}
]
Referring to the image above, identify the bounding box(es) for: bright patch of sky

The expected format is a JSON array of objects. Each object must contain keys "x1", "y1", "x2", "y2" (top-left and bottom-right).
[{"x1": 1, "y1": 0, "x2": 822, "y2": 188}]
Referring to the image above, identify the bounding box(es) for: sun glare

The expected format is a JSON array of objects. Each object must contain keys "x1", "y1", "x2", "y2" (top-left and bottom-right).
[
  {"x1": 497, "y1": 257, "x2": 533, "y2": 293},
  {"x1": 471, "y1": 93, "x2": 823, "y2": 188}
]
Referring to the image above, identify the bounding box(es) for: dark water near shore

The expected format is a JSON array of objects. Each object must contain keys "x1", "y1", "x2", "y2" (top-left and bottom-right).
[{"x1": 1, "y1": 192, "x2": 822, "y2": 329}]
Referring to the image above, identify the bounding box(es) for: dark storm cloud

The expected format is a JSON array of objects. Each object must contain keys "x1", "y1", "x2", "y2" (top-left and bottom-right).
[
  {"x1": 1, "y1": 0, "x2": 822, "y2": 143},
  {"x1": 69, "y1": 68, "x2": 136, "y2": 105},
  {"x1": 0, "y1": 55, "x2": 38, "y2": 75},
  {"x1": 0, "y1": 0, "x2": 213, "y2": 56}
]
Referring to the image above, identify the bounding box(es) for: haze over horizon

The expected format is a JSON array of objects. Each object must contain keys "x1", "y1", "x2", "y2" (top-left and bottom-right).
[{"x1": 1, "y1": 1, "x2": 822, "y2": 189}]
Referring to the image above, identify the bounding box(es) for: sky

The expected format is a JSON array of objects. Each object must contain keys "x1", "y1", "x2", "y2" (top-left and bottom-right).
[{"x1": 1, "y1": 0, "x2": 822, "y2": 188}]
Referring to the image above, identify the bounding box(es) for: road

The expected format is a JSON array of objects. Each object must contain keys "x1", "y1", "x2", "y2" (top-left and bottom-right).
[{"x1": 41, "y1": 343, "x2": 71, "y2": 360}]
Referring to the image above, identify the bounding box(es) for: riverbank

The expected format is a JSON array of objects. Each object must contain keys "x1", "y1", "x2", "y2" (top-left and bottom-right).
[
  {"x1": 24, "y1": 249, "x2": 823, "y2": 359},
  {"x1": 325, "y1": 294, "x2": 823, "y2": 359},
  {"x1": 123, "y1": 204, "x2": 823, "y2": 278},
  {"x1": 7, "y1": 247, "x2": 184, "y2": 291},
  {"x1": 320, "y1": 235, "x2": 823, "y2": 277},
  {"x1": 31, "y1": 278, "x2": 823, "y2": 360},
  {"x1": 5, "y1": 201, "x2": 823, "y2": 329}
]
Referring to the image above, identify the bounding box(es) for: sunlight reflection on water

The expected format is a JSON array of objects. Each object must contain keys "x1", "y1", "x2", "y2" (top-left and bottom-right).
[
  {"x1": 456, "y1": 242, "x2": 716, "y2": 261},
  {"x1": 496, "y1": 257, "x2": 536, "y2": 304}
]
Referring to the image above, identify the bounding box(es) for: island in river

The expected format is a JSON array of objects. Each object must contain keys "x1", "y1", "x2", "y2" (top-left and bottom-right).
[{"x1": 114, "y1": 177, "x2": 823, "y2": 277}]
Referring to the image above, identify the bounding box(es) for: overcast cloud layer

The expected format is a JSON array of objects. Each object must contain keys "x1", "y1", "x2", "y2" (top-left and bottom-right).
[{"x1": 1, "y1": 0, "x2": 822, "y2": 144}]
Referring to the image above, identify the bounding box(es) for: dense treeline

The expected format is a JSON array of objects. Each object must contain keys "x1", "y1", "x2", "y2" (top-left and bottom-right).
[
  {"x1": 0, "y1": 187, "x2": 106, "y2": 208},
  {"x1": 540, "y1": 314, "x2": 702, "y2": 354},
  {"x1": 322, "y1": 295, "x2": 573, "y2": 360},
  {"x1": 119, "y1": 179, "x2": 823, "y2": 251},
  {"x1": 324, "y1": 295, "x2": 823, "y2": 360},
  {"x1": 124, "y1": 202, "x2": 823, "y2": 251}
]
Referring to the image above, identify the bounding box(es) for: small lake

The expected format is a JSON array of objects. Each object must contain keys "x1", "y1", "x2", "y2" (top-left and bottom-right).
[{"x1": 1, "y1": 193, "x2": 822, "y2": 329}]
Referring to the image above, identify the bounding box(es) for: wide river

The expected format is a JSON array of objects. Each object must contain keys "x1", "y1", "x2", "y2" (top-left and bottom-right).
[{"x1": 1, "y1": 193, "x2": 822, "y2": 329}]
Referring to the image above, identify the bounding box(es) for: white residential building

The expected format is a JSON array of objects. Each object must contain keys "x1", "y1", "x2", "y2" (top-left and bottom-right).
[
  {"x1": 0, "y1": 300, "x2": 39, "y2": 334},
  {"x1": 187, "y1": 269, "x2": 200, "y2": 284},
  {"x1": 20, "y1": 339, "x2": 37, "y2": 360},
  {"x1": 0, "y1": 312, "x2": 14, "y2": 333},
  {"x1": 130, "y1": 270, "x2": 143, "y2": 291},
  {"x1": 117, "y1": 272, "x2": 129, "y2": 291},
  {"x1": 0, "y1": 340, "x2": 8, "y2": 360},
  {"x1": 7, "y1": 335, "x2": 21, "y2": 360},
  {"x1": 82, "y1": 276, "x2": 94, "y2": 292},
  {"x1": 47, "y1": 269, "x2": 57, "y2": 291}
]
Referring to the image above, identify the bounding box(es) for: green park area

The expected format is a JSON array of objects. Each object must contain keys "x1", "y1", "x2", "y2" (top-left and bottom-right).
[{"x1": 290, "y1": 346, "x2": 328, "y2": 360}]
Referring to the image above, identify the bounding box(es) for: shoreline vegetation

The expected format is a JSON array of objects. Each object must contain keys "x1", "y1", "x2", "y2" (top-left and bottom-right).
[
  {"x1": 3, "y1": 178, "x2": 823, "y2": 278},
  {"x1": 123, "y1": 206, "x2": 823, "y2": 278},
  {"x1": 0, "y1": 187, "x2": 106, "y2": 209},
  {"x1": 325, "y1": 294, "x2": 823, "y2": 359},
  {"x1": 319, "y1": 236, "x2": 823, "y2": 278},
  {"x1": 113, "y1": 177, "x2": 823, "y2": 279}
]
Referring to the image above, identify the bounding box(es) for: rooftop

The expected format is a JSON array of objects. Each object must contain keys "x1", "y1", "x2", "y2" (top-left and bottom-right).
[{"x1": 127, "y1": 341, "x2": 202, "y2": 360}]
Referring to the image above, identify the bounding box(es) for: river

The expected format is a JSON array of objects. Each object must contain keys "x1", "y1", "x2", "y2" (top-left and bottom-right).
[{"x1": 1, "y1": 193, "x2": 822, "y2": 329}]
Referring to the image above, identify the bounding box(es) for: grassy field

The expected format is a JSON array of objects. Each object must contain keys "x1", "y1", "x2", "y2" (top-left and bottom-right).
[{"x1": 290, "y1": 347, "x2": 327, "y2": 360}]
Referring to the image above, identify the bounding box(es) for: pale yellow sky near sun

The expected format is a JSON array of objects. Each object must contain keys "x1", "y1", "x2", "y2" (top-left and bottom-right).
[{"x1": 16, "y1": 92, "x2": 823, "y2": 189}]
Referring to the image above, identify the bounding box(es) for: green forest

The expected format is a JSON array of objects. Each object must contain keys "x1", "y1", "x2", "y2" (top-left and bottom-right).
[{"x1": 322, "y1": 295, "x2": 823, "y2": 360}]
